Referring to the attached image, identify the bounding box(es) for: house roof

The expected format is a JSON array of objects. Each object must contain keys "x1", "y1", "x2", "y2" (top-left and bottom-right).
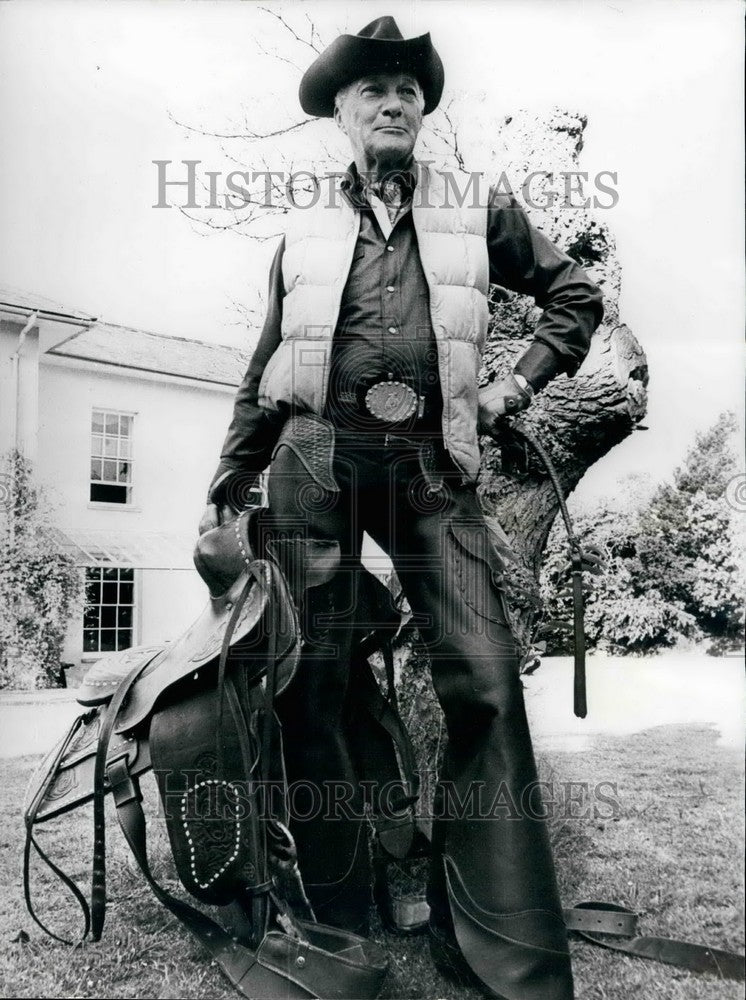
[
  {"x1": 0, "y1": 286, "x2": 95, "y2": 322},
  {"x1": 0, "y1": 287, "x2": 251, "y2": 387},
  {"x1": 47, "y1": 322, "x2": 251, "y2": 387}
]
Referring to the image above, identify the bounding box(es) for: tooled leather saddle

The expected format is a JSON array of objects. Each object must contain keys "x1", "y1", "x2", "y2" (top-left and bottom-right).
[{"x1": 23, "y1": 507, "x2": 423, "y2": 999}]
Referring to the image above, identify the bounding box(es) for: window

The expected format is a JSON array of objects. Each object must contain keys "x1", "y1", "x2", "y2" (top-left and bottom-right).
[
  {"x1": 83, "y1": 567, "x2": 135, "y2": 653},
  {"x1": 90, "y1": 409, "x2": 133, "y2": 503}
]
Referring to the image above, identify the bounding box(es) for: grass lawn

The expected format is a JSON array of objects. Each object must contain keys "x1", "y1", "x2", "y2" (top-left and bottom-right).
[{"x1": 1, "y1": 723, "x2": 742, "y2": 999}]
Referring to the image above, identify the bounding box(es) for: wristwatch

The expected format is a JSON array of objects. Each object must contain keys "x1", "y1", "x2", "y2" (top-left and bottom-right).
[
  {"x1": 500, "y1": 372, "x2": 534, "y2": 414},
  {"x1": 512, "y1": 373, "x2": 534, "y2": 400}
]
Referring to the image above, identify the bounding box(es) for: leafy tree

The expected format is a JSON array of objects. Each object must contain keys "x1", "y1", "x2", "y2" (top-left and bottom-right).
[
  {"x1": 540, "y1": 491, "x2": 700, "y2": 655},
  {"x1": 0, "y1": 450, "x2": 83, "y2": 688},
  {"x1": 638, "y1": 412, "x2": 744, "y2": 651},
  {"x1": 540, "y1": 413, "x2": 744, "y2": 655}
]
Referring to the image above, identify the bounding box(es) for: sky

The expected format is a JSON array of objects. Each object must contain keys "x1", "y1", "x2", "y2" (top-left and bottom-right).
[{"x1": 0, "y1": 0, "x2": 743, "y2": 502}]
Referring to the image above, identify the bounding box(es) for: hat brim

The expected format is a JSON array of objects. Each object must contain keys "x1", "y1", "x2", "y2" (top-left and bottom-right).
[{"x1": 299, "y1": 31, "x2": 444, "y2": 118}]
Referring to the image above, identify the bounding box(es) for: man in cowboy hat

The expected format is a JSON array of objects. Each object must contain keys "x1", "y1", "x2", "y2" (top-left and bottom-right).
[{"x1": 200, "y1": 15, "x2": 603, "y2": 1000}]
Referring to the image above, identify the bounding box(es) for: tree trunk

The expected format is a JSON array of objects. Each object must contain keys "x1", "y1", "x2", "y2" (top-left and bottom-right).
[
  {"x1": 399, "y1": 108, "x2": 649, "y2": 666},
  {"x1": 479, "y1": 320, "x2": 648, "y2": 649}
]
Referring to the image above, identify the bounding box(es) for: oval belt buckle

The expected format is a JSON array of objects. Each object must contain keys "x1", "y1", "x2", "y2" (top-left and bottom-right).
[{"x1": 365, "y1": 374, "x2": 418, "y2": 423}]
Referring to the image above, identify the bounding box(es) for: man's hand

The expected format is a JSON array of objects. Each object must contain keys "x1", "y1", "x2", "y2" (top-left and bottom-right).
[
  {"x1": 477, "y1": 373, "x2": 534, "y2": 437},
  {"x1": 198, "y1": 502, "x2": 238, "y2": 536}
]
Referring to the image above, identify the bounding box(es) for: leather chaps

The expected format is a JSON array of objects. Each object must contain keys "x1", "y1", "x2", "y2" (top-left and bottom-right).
[{"x1": 266, "y1": 415, "x2": 574, "y2": 1000}]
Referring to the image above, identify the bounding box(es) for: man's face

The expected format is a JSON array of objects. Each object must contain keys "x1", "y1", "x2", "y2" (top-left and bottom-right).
[{"x1": 334, "y1": 72, "x2": 424, "y2": 167}]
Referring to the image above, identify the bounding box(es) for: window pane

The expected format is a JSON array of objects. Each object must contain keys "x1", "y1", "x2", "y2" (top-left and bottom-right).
[
  {"x1": 105, "y1": 414, "x2": 119, "y2": 435},
  {"x1": 119, "y1": 438, "x2": 131, "y2": 458},
  {"x1": 120, "y1": 415, "x2": 132, "y2": 437},
  {"x1": 92, "y1": 411, "x2": 104, "y2": 434},
  {"x1": 83, "y1": 630, "x2": 99, "y2": 652},
  {"x1": 100, "y1": 630, "x2": 116, "y2": 652},
  {"x1": 118, "y1": 462, "x2": 130, "y2": 483},
  {"x1": 101, "y1": 605, "x2": 117, "y2": 628},
  {"x1": 90, "y1": 459, "x2": 103, "y2": 481},
  {"x1": 103, "y1": 460, "x2": 117, "y2": 482},
  {"x1": 117, "y1": 629, "x2": 132, "y2": 650},
  {"x1": 90, "y1": 483, "x2": 128, "y2": 504},
  {"x1": 82, "y1": 565, "x2": 136, "y2": 654},
  {"x1": 104, "y1": 436, "x2": 117, "y2": 457},
  {"x1": 91, "y1": 434, "x2": 103, "y2": 457}
]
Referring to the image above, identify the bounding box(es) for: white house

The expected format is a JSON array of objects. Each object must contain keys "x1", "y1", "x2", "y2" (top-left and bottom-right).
[{"x1": 0, "y1": 290, "x2": 265, "y2": 673}]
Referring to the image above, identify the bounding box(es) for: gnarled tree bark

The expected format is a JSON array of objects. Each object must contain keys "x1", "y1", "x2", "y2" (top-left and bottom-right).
[
  {"x1": 479, "y1": 321, "x2": 648, "y2": 650},
  {"x1": 397, "y1": 111, "x2": 648, "y2": 737}
]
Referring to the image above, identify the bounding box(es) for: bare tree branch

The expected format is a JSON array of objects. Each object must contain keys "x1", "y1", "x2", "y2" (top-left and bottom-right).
[
  {"x1": 176, "y1": 199, "x2": 287, "y2": 239},
  {"x1": 168, "y1": 109, "x2": 314, "y2": 142},
  {"x1": 254, "y1": 34, "x2": 303, "y2": 72},
  {"x1": 305, "y1": 12, "x2": 324, "y2": 50},
  {"x1": 163, "y1": 7, "x2": 337, "y2": 244},
  {"x1": 424, "y1": 99, "x2": 466, "y2": 170},
  {"x1": 258, "y1": 5, "x2": 323, "y2": 54},
  {"x1": 227, "y1": 290, "x2": 268, "y2": 334}
]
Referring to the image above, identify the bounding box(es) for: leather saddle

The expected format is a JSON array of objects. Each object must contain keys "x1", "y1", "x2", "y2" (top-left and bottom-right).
[
  {"x1": 23, "y1": 508, "x2": 400, "y2": 999},
  {"x1": 25, "y1": 510, "x2": 312, "y2": 821}
]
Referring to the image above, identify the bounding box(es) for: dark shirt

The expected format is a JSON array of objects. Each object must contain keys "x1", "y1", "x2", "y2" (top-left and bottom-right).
[
  {"x1": 325, "y1": 186, "x2": 443, "y2": 433},
  {"x1": 208, "y1": 170, "x2": 604, "y2": 502}
]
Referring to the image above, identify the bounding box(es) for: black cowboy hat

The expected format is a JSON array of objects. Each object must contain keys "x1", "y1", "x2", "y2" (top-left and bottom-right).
[{"x1": 299, "y1": 15, "x2": 444, "y2": 118}]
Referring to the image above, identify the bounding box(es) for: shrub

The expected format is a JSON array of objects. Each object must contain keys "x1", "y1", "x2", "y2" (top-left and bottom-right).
[{"x1": 0, "y1": 450, "x2": 83, "y2": 688}]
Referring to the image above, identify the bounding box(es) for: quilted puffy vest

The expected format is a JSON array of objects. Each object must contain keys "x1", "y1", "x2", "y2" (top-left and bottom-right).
[{"x1": 258, "y1": 161, "x2": 490, "y2": 479}]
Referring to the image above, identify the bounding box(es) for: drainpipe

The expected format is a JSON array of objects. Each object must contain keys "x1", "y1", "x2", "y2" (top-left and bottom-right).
[{"x1": 10, "y1": 310, "x2": 38, "y2": 452}]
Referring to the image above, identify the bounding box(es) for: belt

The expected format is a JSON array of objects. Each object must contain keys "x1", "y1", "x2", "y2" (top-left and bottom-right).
[
  {"x1": 332, "y1": 373, "x2": 427, "y2": 430},
  {"x1": 363, "y1": 375, "x2": 424, "y2": 423}
]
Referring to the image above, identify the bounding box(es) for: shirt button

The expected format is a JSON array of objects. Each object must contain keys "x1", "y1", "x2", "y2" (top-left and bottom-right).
[
  {"x1": 387, "y1": 326, "x2": 397, "y2": 334},
  {"x1": 386, "y1": 245, "x2": 394, "y2": 253},
  {"x1": 386, "y1": 285, "x2": 395, "y2": 292}
]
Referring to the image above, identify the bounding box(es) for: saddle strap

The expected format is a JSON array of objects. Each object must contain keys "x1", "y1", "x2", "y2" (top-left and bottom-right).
[
  {"x1": 26, "y1": 650, "x2": 155, "y2": 945},
  {"x1": 261, "y1": 560, "x2": 294, "y2": 782},
  {"x1": 214, "y1": 553, "x2": 299, "y2": 781},
  {"x1": 23, "y1": 712, "x2": 94, "y2": 944},
  {"x1": 109, "y1": 763, "x2": 387, "y2": 999},
  {"x1": 215, "y1": 572, "x2": 256, "y2": 775},
  {"x1": 565, "y1": 902, "x2": 745, "y2": 981},
  {"x1": 90, "y1": 653, "x2": 157, "y2": 940}
]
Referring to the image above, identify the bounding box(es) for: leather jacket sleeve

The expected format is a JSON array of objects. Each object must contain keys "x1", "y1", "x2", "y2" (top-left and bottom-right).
[
  {"x1": 206, "y1": 238, "x2": 287, "y2": 504},
  {"x1": 487, "y1": 192, "x2": 604, "y2": 391}
]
